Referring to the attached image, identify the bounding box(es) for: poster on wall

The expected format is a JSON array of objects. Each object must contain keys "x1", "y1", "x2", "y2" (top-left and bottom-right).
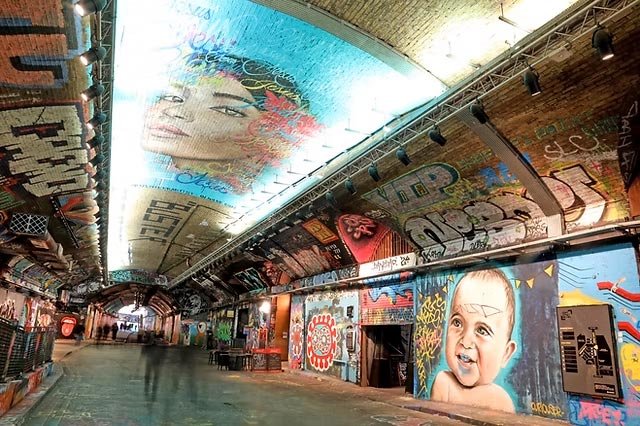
[{"x1": 556, "y1": 304, "x2": 622, "y2": 400}]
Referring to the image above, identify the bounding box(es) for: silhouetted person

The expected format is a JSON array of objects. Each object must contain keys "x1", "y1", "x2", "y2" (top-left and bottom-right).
[
  {"x1": 102, "y1": 324, "x2": 110, "y2": 340},
  {"x1": 96, "y1": 325, "x2": 103, "y2": 341},
  {"x1": 111, "y1": 323, "x2": 118, "y2": 340}
]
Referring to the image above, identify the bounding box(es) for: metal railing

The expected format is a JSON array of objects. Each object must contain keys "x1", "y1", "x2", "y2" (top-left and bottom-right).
[{"x1": 0, "y1": 318, "x2": 56, "y2": 382}]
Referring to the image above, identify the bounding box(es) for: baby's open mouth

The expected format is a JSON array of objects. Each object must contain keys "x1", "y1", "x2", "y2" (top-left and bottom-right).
[{"x1": 457, "y1": 353, "x2": 476, "y2": 364}]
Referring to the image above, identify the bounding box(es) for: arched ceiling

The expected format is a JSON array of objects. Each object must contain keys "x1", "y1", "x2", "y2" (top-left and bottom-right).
[{"x1": 0, "y1": 0, "x2": 638, "y2": 314}]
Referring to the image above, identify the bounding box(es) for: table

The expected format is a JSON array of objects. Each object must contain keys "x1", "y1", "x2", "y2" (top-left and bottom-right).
[
  {"x1": 229, "y1": 353, "x2": 252, "y2": 371},
  {"x1": 251, "y1": 348, "x2": 281, "y2": 372}
]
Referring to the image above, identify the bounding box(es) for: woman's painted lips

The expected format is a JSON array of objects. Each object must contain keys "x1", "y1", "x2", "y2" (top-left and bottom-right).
[{"x1": 149, "y1": 124, "x2": 190, "y2": 137}]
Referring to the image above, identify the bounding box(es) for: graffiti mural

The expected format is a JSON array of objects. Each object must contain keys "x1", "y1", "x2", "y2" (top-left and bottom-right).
[
  {"x1": 337, "y1": 213, "x2": 392, "y2": 263},
  {"x1": 558, "y1": 243, "x2": 640, "y2": 425},
  {"x1": 393, "y1": 163, "x2": 616, "y2": 262},
  {"x1": 171, "y1": 286, "x2": 208, "y2": 317},
  {"x1": 415, "y1": 259, "x2": 566, "y2": 417},
  {"x1": 307, "y1": 313, "x2": 338, "y2": 372},
  {"x1": 360, "y1": 278, "x2": 414, "y2": 325},
  {"x1": 305, "y1": 290, "x2": 359, "y2": 383},
  {"x1": 288, "y1": 295, "x2": 305, "y2": 370},
  {"x1": 109, "y1": 0, "x2": 443, "y2": 271}
]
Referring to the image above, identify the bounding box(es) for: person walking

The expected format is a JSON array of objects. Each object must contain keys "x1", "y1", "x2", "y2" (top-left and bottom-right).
[
  {"x1": 103, "y1": 324, "x2": 110, "y2": 341},
  {"x1": 111, "y1": 323, "x2": 119, "y2": 340}
]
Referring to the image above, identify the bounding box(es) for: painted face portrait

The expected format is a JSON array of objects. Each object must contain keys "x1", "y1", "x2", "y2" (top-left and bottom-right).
[
  {"x1": 141, "y1": 51, "x2": 321, "y2": 193},
  {"x1": 143, "y1": 79, "x2": 262, "y2": 162},
  {"x1": 445, "y1": 270, "x2": 517, "y2": 387}
]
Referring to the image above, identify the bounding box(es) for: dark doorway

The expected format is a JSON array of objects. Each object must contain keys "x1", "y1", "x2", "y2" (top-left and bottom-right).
[
  {"x1": 236, "y1": 308, "x2": 249, "y2": 339},
  {"x1": 361, "y1": 324, "x2": 412, "y2": 388}
]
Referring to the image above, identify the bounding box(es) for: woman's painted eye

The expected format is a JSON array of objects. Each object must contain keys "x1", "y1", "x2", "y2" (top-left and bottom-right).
[
  {"x1": 159, "y1": 95, "x2": 184, "y2": 103},
  {"x1": 209, "y1": 106, "x2": 247, "y2": 118},
  {"x1": 451, "y1": 318, "x2": 462, "y2": 328}
]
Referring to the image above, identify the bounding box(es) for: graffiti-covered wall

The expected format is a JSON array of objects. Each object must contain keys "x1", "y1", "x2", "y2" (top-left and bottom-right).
[
  {"x1": 558, "y1": 243, "x2": 640, "y2": 425},
  {"x1": 360, "y1": 274, "x2": 414, "y2": 325},
  {"x1": 288, "y1": 295, "x2": 305, "y2": 370},
  {"x1": 415, "y1": 257, "x2": 565, "y2": 415},
  {"x1": 414, "y1": 243, "x2": 640, "y2": 423},
  {"x1": 305, "y1": 289, "x2": 359, "y2": 383}
]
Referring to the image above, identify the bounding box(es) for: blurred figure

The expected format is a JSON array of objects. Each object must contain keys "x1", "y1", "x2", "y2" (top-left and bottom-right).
[
  {"x1": 102, "y1": 324, "x2": 110, "y2": 341},
  {"x1": 96, "y1": 324, "x2": 103, "y2": 341},
  {"x1": 73, "y1": 322, "x2": 85, "y2": 345},
  {"x1": 140, "y1": 335, "x2": 166, "y2": 402},
  {"x1": 111, "y1": 323, "x2": 119, "y2": 340}
]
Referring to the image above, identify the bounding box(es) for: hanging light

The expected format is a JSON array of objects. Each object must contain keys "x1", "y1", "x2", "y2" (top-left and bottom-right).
[
  {"x1": 87, "y1": 133, "x2": 104, "y2": 149},
  {"x1": 79, "y1": 46, "x2": 106, "y2": 66},
  {"x1": 283, "y1": 217, "x2": 295, "y2": 228},
  {"x1": 592, "y1": 27, "x2": 614, "y2": 60},
  {"x1": 344, "y1": 178, "x2": 357, "y2": 195},
  {"x1": 523, "y1": 67, "x2": 542, "y2": 96},
  {"x1": 86, "y1": 112, "x2": 107, "y2": 130},
  {"x1": 295, "y1": 211, "x2": 306, "y2": 222},
  {"x1": 428, "y1": 126, "x2": 447, "y2": 146},
  {"x1": 368, "y1": 164, "x2": 381, "y2": 182},
  {"x1": 89, "y1": 152, "x2": 105, "y2": 167},
  {"x1": 325, "y1": 191, "x2": 338, "y2": 209},
  {"x1": 395, "y1": 147, "x2": 411, "y2": 166},
  {"x1": 470, "y1": 103, "x2": 489, "y2": 124},
  {"x1": 74, "y1": 0, "x2": 107, "y2": 16},
  {"x1": 81, "y1": 83, "x2": 105, "y2": 102}
]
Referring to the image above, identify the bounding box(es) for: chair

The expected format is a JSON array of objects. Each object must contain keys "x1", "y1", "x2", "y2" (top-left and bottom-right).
[{"x1": 217, "y1": 353, "x2": 230, "y2": 370}]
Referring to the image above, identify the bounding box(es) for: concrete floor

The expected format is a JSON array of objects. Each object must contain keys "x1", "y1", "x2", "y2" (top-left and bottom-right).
[{"x1": 24, "y1": 345, "x2": 463, "y2": 426}]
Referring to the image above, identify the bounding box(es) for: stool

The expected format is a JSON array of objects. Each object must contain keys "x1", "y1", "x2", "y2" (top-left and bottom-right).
[
  {"x1": 208, "y1": 350, "x2": 216, "y2": 365},
  {"x1": 217, "y1": 353, "x2": 229, "y2": 370}
]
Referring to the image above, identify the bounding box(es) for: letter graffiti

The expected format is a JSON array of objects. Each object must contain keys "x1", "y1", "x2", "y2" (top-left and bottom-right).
[
  {"x1": 414, "y1": 289, "x2": 447, "y2": 397},
  {"x1": 0, "y1": 0, "x2": 82, "y2": 87},
  {"x1": 618, "y1": 100, "x2": 639, "y2": 188},
  {"x1": 362, "y1": 163, "x2": 459, "y2": 216},
  {"x1": 0, "y1": 104, "x2": 90, "y2": 197},
  {"x1": 407, "y1": 165, "x2": 606, "y2": 262},
  {"x1": 137, "y1": 199, "x2": 197, "y2": 244}
]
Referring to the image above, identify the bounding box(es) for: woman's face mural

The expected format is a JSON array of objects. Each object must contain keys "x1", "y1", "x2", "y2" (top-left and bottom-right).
[
  {"x1": 141, "y1": 52, "x2": 318, "y2": 193},
  {"x1": 143, "y1": 79, "x2": 261, "y2": 162}
]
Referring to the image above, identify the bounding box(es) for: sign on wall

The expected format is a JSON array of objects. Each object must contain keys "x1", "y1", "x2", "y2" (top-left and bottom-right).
[{"x1": 556, "y1": 304, "x2": 623, "y2": 400}]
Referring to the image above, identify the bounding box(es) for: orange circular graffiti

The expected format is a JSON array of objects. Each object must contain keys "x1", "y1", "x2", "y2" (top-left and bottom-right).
[{"x1": 306, "y1": 313, "x2": 338, "y2": 372}]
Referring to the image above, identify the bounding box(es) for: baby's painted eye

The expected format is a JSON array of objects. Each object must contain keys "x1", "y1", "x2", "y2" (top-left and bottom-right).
[
  {"x1": 159, "y1": 95, "x2": 184, "y2": 103},
  {"x1": 209, "y1": 106, "x2": 247, "y2": 118},
  {"x1": 476, "y1": 326, "x2": 490, "y2": 337}
]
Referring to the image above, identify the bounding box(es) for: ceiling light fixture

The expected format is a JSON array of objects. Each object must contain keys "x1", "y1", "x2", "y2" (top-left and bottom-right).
[
  {"x1": 87, "y1": 133, "x2": 104, "y2": 149},
  {"x1": 428, "y1": 126, "x2": 447, "y2": 146},
  {"x1": 368, "y1": 164, "x2": 381, "y2": 182},
  {"x1": 325, "y1": 191, "x2": 338, "y2": 209},
  {"x1": 395, "y1": 147, "x2": 411, "y2": 166},
  {"x1": 74, "y1": 0, "x2": 107, "y2": 16},
  {"x1": 498, "y1": 2, "x2": 532, "y2": 34},
  {"x1": 470, "y1": 103, "x2": 489, "y2": 124},
  {"x1": 345, "y1": 178, "x2": 357, "y2": 195},
  {"x1": 523, "y1": 67, "x2": 542, "y2": 96},
  {"x1": 86, "y1": 112, "x2": 107, "y2": 130},
  {"x1": 81, "y1": 83, "x2": 105, "y2": 102},
  {"x1": 592, "y1": 26, "x2": 614, "y2": 60},
  {"x1": 89, "y1": 152, "x2": 104, "y2": 167},
  {"x1": 79, "y1": 46, "x2": 106, "y2": 66}
]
